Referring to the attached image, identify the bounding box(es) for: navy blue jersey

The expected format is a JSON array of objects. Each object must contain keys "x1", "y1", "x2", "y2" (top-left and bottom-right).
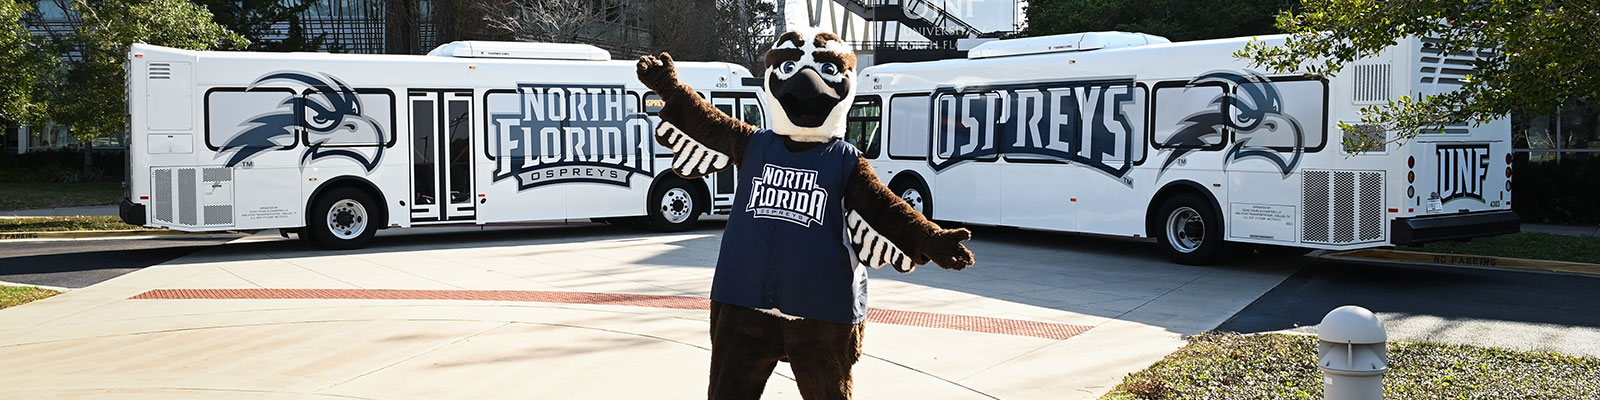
[{"x1": 710, "y1": 130, "x2": 867, "y2": 324}]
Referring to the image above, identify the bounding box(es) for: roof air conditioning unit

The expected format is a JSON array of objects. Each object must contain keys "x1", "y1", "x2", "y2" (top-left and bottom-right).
[
  {"x1": 427, "y1": 41, "x2": 611, "y2": 61},
  {"x1": 967, "y1": 31, "x2": 1170, "y2": 59}
]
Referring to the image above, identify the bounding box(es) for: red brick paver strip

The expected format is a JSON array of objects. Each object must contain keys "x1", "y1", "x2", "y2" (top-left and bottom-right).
[{"x1": 132, "y1": 289, "x2": 1091, "y2": 340}]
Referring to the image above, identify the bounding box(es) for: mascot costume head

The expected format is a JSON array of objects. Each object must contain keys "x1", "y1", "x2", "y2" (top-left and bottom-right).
[{"x1": 761, "y1": 29, "x2": 858, "y2": 142}]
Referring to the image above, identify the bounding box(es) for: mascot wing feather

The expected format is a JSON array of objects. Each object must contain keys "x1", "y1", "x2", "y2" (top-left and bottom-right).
[
  {"x1": 655, "y1": 121, "x2": 732, "y2": 179},
  {"x1": 636, "y1": 53, "x2": 755, "y2": 178},
  {"x1": 846, "y1": 210, "x2": 918, "y2": 272},
  {"x1": 843, "y1": 158, "x2": 974, "y2": 273}
]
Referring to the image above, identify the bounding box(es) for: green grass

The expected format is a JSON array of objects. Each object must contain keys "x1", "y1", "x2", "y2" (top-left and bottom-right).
[
  {"x1": 1403, "y1": 232, "x2": 1600, "y2": 264},
  {"x1": 0, "y1": 216, "x2": 151, "y2": 233},
  {"x1": 1103, "y1": 333, "x2": 1600, "y2": 400},
  {"x1": 0, "y1": 182, "x2": 123, "y2": 211},
  {"x1": 0, "y1": 286, "x2": 61, "y2": 310}
]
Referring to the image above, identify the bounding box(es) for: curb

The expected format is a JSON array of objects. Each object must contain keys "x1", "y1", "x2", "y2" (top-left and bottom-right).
[
  {"x1": 1323, "y1": 249, "x2": 1600, "y2": 277},
  {"x1": 0, "y1": 230, "x2": 250, "y2": 241}
]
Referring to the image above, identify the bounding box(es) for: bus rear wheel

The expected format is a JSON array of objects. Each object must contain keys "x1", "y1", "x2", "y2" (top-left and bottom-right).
[
  {"x1": 308, "y1": 187, "x2": 378, "y2": 250},
  {"x1": 1155, "y1": 193, "x2": 1223, "y2": 265},
  {"x1": 648, "y1": 178, "x2": 702, "y2": 232}
]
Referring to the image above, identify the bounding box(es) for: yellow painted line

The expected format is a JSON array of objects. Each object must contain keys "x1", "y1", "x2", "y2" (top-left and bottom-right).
[
  {"x1": 1327, "y1": 249, "x2": 1600, "y2": 277},
  {"x1": 0, "y1": 230, "x2": 248, "y2": 240}
]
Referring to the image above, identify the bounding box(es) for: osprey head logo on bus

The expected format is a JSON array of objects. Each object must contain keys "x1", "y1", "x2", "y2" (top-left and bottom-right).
[
  {"x1": 217, "y1": 71, "x2": 389, "y2": 171},
  {"x1": 929, "y1": 78, "x2": 1145, "y2": 184},
  {"x1": 1157, "y1": 71, "x2": 1314, "y2": 178},
  {"x1": 488, "y1": 84, "x2": 654, "y2": 190}
]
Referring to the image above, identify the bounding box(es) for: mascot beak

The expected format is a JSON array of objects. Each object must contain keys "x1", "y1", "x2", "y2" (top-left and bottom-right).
[{"x1": 774, "y1": 68, "x2": 844, "y2": 128}]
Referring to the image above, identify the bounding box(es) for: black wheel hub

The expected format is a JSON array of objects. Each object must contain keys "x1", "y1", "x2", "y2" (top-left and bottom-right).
[{"x1": 335, "y1": 210, "x2": 357, "y2": 227}]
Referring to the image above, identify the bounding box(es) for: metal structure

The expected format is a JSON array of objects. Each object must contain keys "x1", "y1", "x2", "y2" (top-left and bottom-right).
[{"x1": 828, "y1": 0, "x2": 1013, "y2": 63}]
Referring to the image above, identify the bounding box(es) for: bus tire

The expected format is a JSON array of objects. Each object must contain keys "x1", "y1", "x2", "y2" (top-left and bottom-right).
[
  {"x1": 890, "y1": 178, "x2": 932, "y2": 219},
  {"x1": 307, "y1": 187, "x2": 378, "y2": 250},
  {"x1": 648, "y1": 178, "x2": 701, "y2": 232},
  {"x1": 1155, "y1": 193, "x2": 1223, "y2": 265}
]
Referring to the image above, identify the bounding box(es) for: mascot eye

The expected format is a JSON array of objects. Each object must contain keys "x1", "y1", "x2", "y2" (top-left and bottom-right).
[
  {"x1": 820, "y1": 63, "x2": 839, "y2": 75},
  {"x1": 780, "y1": 61, "x2": 798, "y2": 74}
]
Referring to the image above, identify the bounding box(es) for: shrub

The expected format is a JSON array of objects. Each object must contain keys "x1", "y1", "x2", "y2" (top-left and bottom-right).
[
  {"x1": 1513, "y1": 157, "x2": 1600, "y2": 225},
  {"x1": 0, "y1": 149, "x2": 124, "y2": 183}
]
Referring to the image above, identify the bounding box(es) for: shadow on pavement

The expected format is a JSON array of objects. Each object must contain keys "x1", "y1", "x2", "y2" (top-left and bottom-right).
[
  {"x1": 1218, "y1": 259, "x2": 1600, "y2": 332},
  {"x1": 0, "y1": 237, "x2": 238, "y2": 288}
]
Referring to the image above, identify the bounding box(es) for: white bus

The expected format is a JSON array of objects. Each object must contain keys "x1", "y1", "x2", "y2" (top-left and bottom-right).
[
  {"x1": 119, "y1": 41, "x2": 768, "y2": 249},
  {"x1": 845, "y1": 32, "x2": 1520, "y2": 264}
]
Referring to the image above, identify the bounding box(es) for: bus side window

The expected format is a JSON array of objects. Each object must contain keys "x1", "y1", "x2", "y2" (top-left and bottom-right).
[
  {"x1": 845, "y1": 96, "x2": 882, "y2": 158},
  {"x1": 1151, "y1": 81, "x2": 1229, "y2": 150},
  {"x1": 1236, "y1": 78, "x2": 1328, "y2": 152},
  {"x1": 888, "y1": 94, "x2": 931, "y2": 159},
  {"x1": 740, "y1": 98, "x2": 763, "y2": 128}
]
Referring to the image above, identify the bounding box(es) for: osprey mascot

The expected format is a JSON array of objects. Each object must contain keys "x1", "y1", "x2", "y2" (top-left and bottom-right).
[{"x1": 637, "y1": 29, "x2": 976, "y2": 400}]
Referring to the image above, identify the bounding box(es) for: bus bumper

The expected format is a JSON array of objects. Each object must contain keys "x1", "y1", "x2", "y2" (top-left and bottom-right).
[
  {"x1": 119, "y1": 199, "x2": 146, "y2": 226},
  {"x1": 1390, "y1": 210, "x2": 1520, "y2": 245}
]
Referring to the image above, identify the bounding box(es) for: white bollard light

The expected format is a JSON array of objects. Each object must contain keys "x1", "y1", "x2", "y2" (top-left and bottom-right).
[{"x1": 1317, "y1": 305, "x2": 1388, "y2": 400}]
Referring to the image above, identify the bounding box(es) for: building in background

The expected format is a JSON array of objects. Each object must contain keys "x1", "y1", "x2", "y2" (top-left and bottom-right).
[
  {"x1": 1515, "y1": 101, "x2": 1597, "y2": 164},
  {"x1": 788, "y1": 0, "x2": 1019, "y2": 66}
]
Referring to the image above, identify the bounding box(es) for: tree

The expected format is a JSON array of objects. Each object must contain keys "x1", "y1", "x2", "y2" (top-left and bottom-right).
[
  {"x1": 1238, "y1": 0, "x2": 1600, "y2": 152},
  {"x1": 479, "y1": 0, "x2": 605, "y2": 44},
  {"x1": 1022, "y1": 0, "x2": 1289, "y2": 42},
  {"x1": 0, "y1": 0, "x2": 61, "y2": 128},
  {"x1": 55, "y1": 0, "x2": 246, "y2": 143},
  {"x1": 191, "y1": 0, "x2": 330, "y2": 52},
  {"x1": 713, "y1": 0, "x2": 777, "y2": 72},
  {"x1": 650, "y1": 0, "x2": 720, "y2": 62}
]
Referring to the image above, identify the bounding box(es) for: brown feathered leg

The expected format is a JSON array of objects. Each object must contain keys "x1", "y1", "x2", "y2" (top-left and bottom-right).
[
  {"x1": 708, "y1": 302, "x2": 786, "y2": 400},
  {"x1": 780, "y1": 318, "x2": 865, "y2": 400}
]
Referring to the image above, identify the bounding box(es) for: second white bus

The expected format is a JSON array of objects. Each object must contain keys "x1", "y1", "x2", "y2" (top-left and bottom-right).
[{"x1": 846, "y1": 32, "x2": 1520, "y2": 264}]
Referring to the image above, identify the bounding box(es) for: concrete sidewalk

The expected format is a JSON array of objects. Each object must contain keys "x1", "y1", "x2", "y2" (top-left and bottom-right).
[{"x1": 0, "y1": 226, "x2": 1302, "y2": 399}]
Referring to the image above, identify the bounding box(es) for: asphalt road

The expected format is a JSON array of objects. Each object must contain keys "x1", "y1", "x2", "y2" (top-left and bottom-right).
[
  {"x1": 0, "y1": 236, "x2": 239, "y2": 288},
  {"x1": 1219, "y1": 257, "x2": 1600, "y2": 356}
]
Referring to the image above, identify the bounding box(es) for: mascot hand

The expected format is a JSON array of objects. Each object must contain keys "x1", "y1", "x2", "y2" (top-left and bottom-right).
[
  {"x1": 636, "y1": 52, "x2": 679, "y2": 93},
  {"x1": 924, "y1": 228, "x2": 975, "y2": 270}
]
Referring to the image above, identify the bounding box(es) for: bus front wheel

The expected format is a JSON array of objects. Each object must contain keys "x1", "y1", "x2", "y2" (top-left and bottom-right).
[
  {"x1": 1155, "y1": 193, "x2": 1223, "y2": 265},
  {"x1": 307, "y1": 187, "x2": 378, "y2": 250},
  {"x1": 890, "y1": 179, "x2": 932, "y2": 219},
  {"x1": 648, "y1": 178, "x2": 702, "y2": 232}
]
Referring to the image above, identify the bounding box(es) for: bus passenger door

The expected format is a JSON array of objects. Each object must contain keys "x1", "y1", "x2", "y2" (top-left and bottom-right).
[
  {"x1": 710, "y1": 92, "x2": 763, "y2": 210},
  {"x1": 408, "y1": 90, "x2": 476, "y2": 223}
]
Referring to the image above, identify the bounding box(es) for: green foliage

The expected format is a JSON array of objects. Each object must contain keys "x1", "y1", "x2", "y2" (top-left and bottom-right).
[
  {"x1": 1022, "y1": 0, "x2": 1289, "y2": 42},
  {"x1": 1104, "y1": 332, "x2": 1600, "y2": 400},
  {"x1": 1105, "y1": 333, "x2": 1320, "y2": 400},
  {"x1": 0, "y1": 0, "x2": 62, "y2": 127},
  {"x1": 192, "y1": 0, "x2": 332, "y2": 52},
  {"x1": 0, "y1": 215, "x2": 148, "y2": 232},
  {"x1": 1238, "y1": 0, "x2": 1600, "y2": 153},
  {"x1": 0, "y1": 149, "x2": 125, "y2": 182},
  {"x1": 1508, "y1": 157, "x2": 1600, "y2": 225},
  {"x1": 54, "y1": 0, "x2": 247, "y2": 143}
]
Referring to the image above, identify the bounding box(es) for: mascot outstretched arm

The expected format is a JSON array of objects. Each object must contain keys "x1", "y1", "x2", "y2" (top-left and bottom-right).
[{"x1": 639, "y1": 29, "x2": 976, "y2": 400}]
